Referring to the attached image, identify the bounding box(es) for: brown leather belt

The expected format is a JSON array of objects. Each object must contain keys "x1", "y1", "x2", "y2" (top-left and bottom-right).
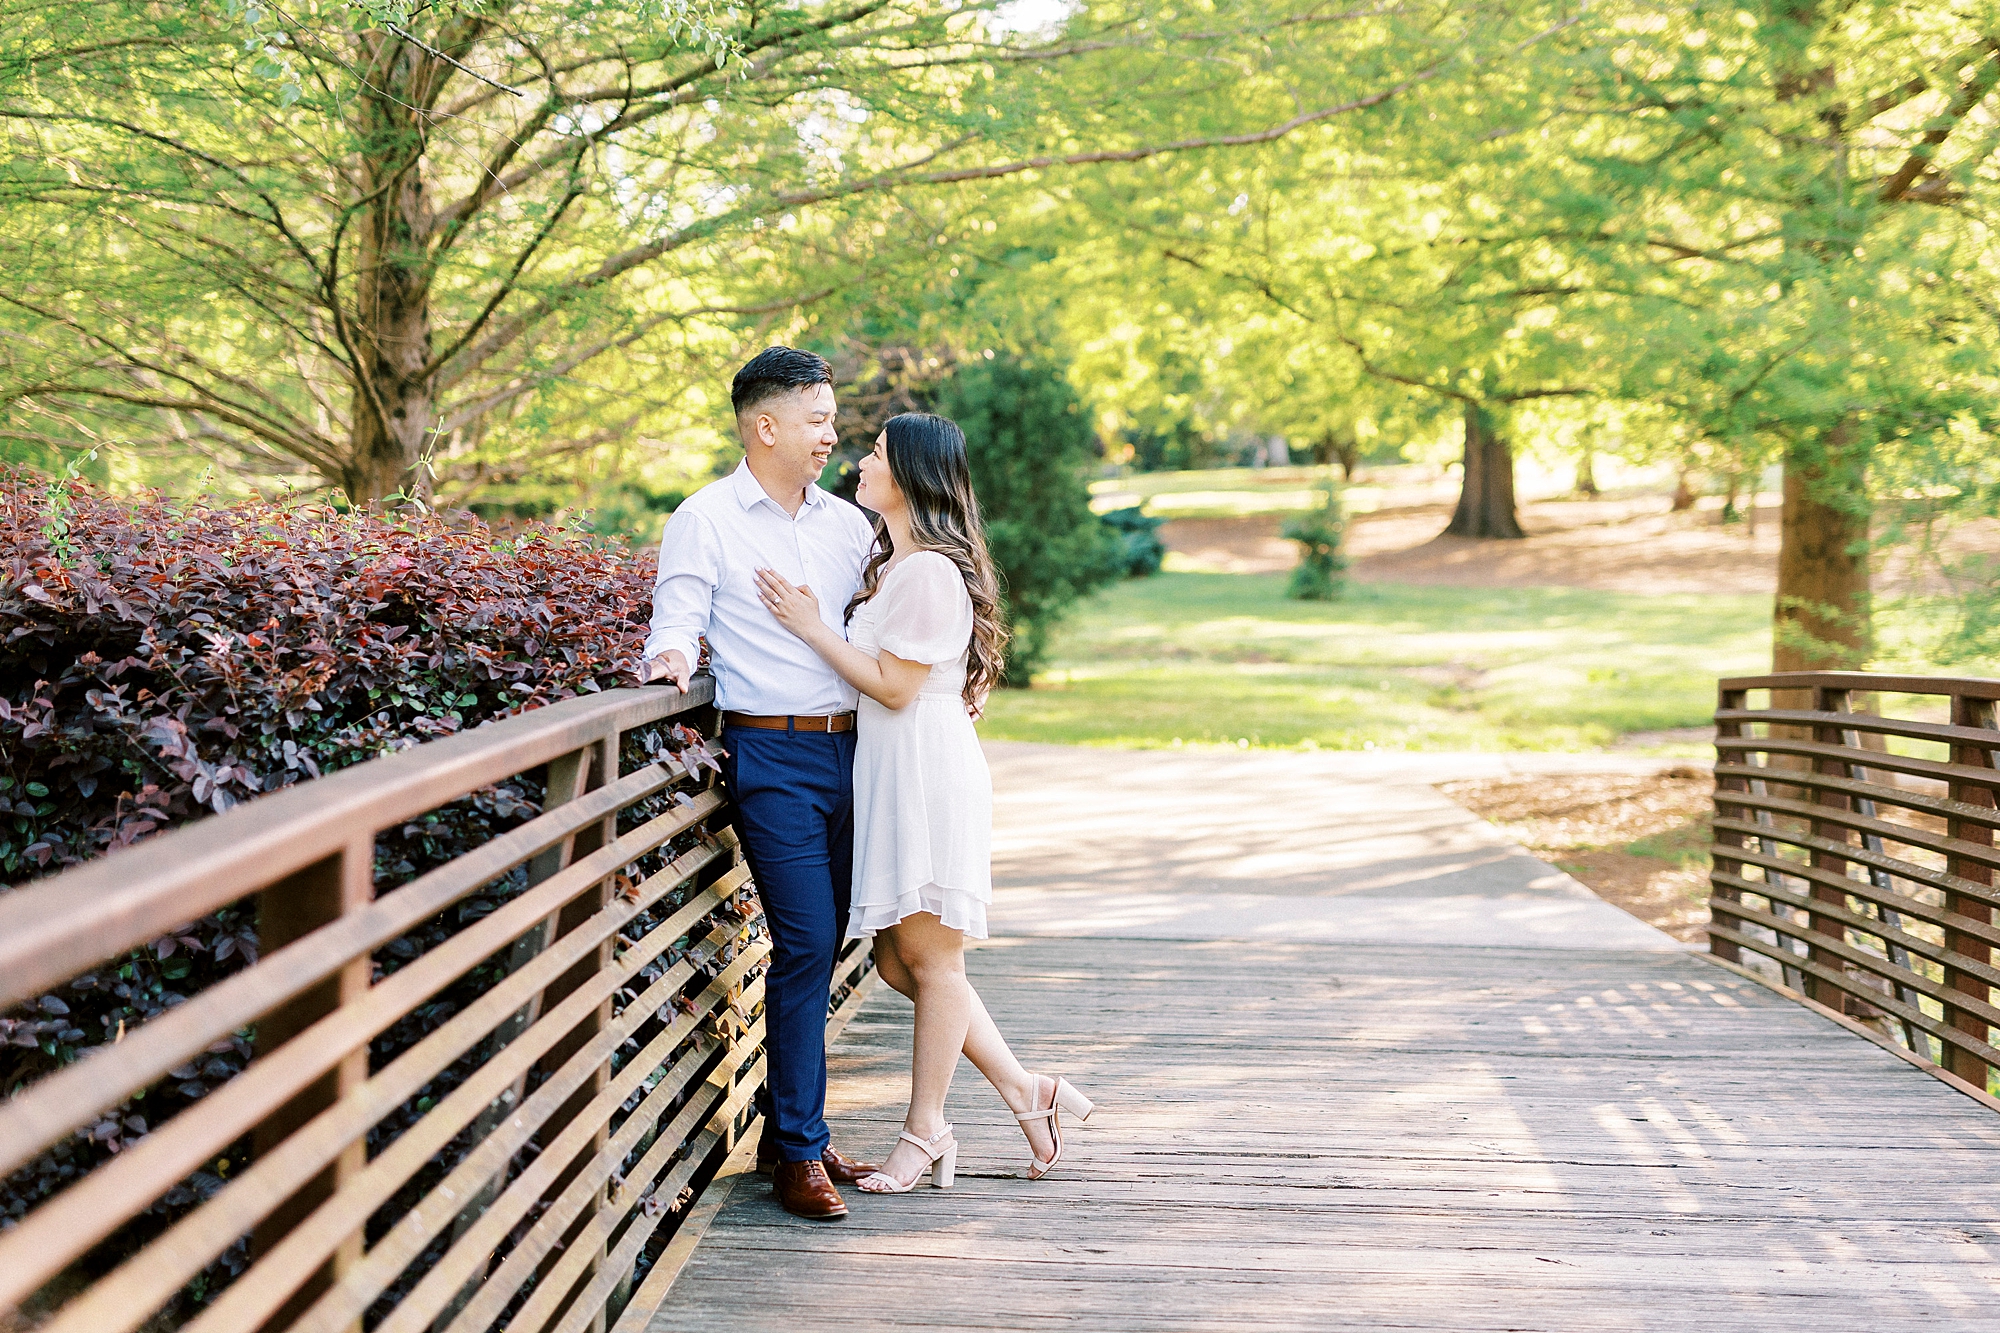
[{"x1": 722, "y1": 711, "x2": 856, "y2": 733}]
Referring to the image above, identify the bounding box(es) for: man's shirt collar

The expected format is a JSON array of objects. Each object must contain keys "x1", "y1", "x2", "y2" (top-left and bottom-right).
[{"x1": 730, "y1": 457, "x2": 824, "y2": 513}]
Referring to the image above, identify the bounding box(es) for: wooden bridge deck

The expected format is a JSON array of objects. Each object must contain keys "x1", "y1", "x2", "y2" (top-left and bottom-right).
[{"x1": 646, "y1": 748, "x2": 2000, "y2": 1332}]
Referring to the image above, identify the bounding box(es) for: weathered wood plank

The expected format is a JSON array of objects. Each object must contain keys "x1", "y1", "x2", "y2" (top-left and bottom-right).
[{"x1": 648, "y1": 939, "x2": 2000, "y2": 1332}]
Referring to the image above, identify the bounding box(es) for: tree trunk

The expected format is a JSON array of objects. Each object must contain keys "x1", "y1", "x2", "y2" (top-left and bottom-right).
[
  {"x1": 1445, "y1": 401, "x2": 1524, "y2": 539},
  {"x1": 1575, "y1": 446, "x2": 1599, "y2": 497},
  {"x1": 1334, "y1": 436, "x2": 1362, "y2": 480},
  {"x1": 1671, "y1": 469, "x2": 1698, "y2": 511},
  {"x1": 1773, "y1": 424, "x2": 1871, "y2": 672},
  {"x1": 341, "y1": 46, "x2": 440, "y2": 504}
]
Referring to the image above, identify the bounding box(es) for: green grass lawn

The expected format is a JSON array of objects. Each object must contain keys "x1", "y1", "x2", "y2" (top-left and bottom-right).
[{"x1": 978, "y1": 574, "x2": 1772, "y2": 753}]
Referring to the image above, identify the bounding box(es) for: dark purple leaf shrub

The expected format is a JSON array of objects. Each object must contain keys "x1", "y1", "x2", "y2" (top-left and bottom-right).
[{"x1": 0, "y1": 469, "x2": 679, "y2": 1285}]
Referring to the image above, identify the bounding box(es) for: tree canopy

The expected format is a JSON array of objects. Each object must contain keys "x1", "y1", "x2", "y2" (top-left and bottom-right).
[
  {"x1": 1, "y1": 0, "x2": 1523, "y2": 500},
  {"x1": 4, "y1": 0, "x2": 1997, "y2": 669}
]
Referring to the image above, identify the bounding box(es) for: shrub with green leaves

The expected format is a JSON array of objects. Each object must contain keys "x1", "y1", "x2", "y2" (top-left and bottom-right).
[
  {"x1": 928, "y1": 356, "x2": 1120, "y2": 682},
  {"x1": 1282, "y1": 480, "x2": 1348, "y2": 602},
  {"x1": 1099, "y1": 506, "x2": 1166, "y2": 579}
]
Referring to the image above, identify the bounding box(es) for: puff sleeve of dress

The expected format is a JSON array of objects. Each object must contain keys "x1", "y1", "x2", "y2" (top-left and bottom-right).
[{"x1": 872, "y1": 552, "x2": 974, "y2": 665}]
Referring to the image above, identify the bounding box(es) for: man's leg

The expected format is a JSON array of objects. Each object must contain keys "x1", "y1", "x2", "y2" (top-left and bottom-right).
[
  {"x1": 827, "y1": 729, "x2": 856, "y2": 937},
  {"x1": 719, "y1": 728, "x2": 842, "y2": 1163}
]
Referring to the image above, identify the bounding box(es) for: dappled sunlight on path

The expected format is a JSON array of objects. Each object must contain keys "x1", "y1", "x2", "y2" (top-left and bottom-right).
[{"x1": 647, "y1": 748, "x2": 2000, "y2": 1331}]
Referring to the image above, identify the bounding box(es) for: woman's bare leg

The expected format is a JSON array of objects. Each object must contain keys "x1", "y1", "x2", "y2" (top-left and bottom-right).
[
  {"x1": 867, "y1": 913, "x2": 971, "y2": 1184},
  {"x1": 868, "y1": 932, "x2": 1054, "y2": 1167}
]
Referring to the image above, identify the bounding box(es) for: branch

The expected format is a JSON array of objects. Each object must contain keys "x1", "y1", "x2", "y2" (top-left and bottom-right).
[
  {"x1": 1493, "y1": 385, "x2": 1592, "y2": 403},
  {"x1": 17, "y1": 383, "x2": 340, "y2": 471},
  {"x1": 441, "y1": 285, "x2": 837, "y2": 426},
  {"x1": 421, "y1": 149, "x2": 590, "y2": 379},
  {"x1": 443, "y1": 13, "x2": 1576, "y2": 402},
  {"x1": 384, "y1": 21, "x2": 525, "y2": 97},
  {"x1": 432, "y1": 0, "x2": 897, "y2": 224},
  {"x1": 1862, "y1": 36, "x2": 2000, "y2": 120},
  {"x1": 1880, "y1": 40, "x2": 2000, "y2": 202},
  {"x1": 438, "y1": 48, "x2": 1475, "y2": 385},
  {"x1": 1161, "y1": 247, "x2": 1314, "y2": 321}
]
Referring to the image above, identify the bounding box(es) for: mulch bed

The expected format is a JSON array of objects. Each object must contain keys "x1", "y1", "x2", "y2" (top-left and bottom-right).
[{"x1": 1438, "y1": 770, "x2": 1715, "y2": 944}]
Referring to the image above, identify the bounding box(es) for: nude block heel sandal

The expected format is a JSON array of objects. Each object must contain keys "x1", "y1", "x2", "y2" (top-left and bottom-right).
[
  {"x1": 1017, "y1": 1075, "x2": 1094, "y2": 1180},
  {"x1": 856, "y1": 1126, "x2": 957, "y2": 1194}
]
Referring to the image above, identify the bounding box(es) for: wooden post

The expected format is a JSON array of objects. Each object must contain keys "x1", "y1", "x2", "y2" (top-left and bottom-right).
[
  {"x1": 533, "y1": 732, "x2": 622, "y2": 1333},
  {"x1": 250, "y1": 834, "x2": 373, "y2": 1333},
  {"x1": 1944, "y1": 694, "x2": 1998, "y2": 1090},
  {"x1": 1710, "y1": 686, "x2": 1750, "y2": 963},
  {"x1": 1805, "y1": 687, "x2": 1856, "y2": 1011}
]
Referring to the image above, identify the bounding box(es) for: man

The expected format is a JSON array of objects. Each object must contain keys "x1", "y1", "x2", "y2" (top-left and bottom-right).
[{"x1": 641, "y1": 346, "x2": 879, "y2": 1221}]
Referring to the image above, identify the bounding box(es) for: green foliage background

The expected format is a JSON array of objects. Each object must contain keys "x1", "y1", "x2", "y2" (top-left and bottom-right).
[
  {"x1": 1, "y1": 0, "x2": 1997, "y2": 667},
  {"x1": 930, "y1": 355, "x2": 1120, "y2": 681}
]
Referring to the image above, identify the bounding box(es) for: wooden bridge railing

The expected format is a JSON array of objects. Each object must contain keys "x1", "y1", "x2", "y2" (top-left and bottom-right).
[
  {"x1": 1708, "y1": 671, "x2": 2000, "y2": 1095},
  {"x1": 0, "y1": 681, "x2": 872, "y2": 1333}
]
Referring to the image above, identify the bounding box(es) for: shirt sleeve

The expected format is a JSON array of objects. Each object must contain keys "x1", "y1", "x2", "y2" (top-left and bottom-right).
[
  {"x1": 644, "y1": 508, "x2": 720, "y2": 665},
  {"x1": 875, "y1": 552, "x2": 974, "y2": 665}
]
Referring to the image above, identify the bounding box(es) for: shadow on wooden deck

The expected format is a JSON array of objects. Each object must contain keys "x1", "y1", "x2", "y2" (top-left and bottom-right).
[
  {"x1": 648, "y1": 942, "x2": 2000, "y2": 1331},
  {"x1": 642, "y1": 747, "x2": 2000, "y2": 1332}
]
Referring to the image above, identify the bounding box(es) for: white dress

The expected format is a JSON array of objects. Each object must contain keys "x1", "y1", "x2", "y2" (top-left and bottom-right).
[{"x1": 847, "y1": 551, "x2": 993, "y2": 940}]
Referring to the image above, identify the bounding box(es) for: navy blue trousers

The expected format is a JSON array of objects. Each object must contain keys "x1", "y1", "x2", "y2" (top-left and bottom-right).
[{"x1": 718, "y1": 724, "x2": 855, "y2": 1163}]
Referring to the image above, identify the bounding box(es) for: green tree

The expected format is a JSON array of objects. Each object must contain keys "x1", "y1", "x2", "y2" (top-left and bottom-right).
[
  {"x1": 0, "y1": 0, "x2": 1474, "y2": 503},
  {"x1": 1038, "y1": 0, "x2": 2000, "y2": 669},
  {"x1": 1562, "y1": 2, "x2": 2000, "y2": 669},
  {"x1": 928, "y1": 354, "x2": 1117, "y2": 683}
]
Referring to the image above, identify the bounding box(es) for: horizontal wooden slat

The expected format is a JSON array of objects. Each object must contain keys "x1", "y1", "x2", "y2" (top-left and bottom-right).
[
  {"x1": 1713, "y1": 816, "x2": 2000, "y2": 909},
  {"x1": 826, "y1": 961, "x2": 878, "y2": 1037},
  {"x1": 541, "y1": 1049, "x2": 768, "y2": 1333},
  {"x1": 187, "y1": 904, "x2": 762, "y2": 1333},
  {"x1": 0, "y1": 759, "x2": 686, "y2": 1177},
  {"x1": 388, "y1": 973, "x2": 770, "y2": 1333},
  {"x1": 1714, "y1": 840, "x2": 2000, "y2": 951},
  {"x1": 1709, "y1": 923, "x2": 2000, "y2": 1070},
  {"x1": 1712, "y1": 763, "x2": 2000, "y2": 833},
  {"x1": 1715, "y1": 899, "x2": 2000, "y2": 1031},
  {"x1": 1715, "y1": 735, "x2": 2000, "y2": 795},
  {"x1": 1715, "y1": 706, "x2": 2000, "y2": 751},
  {"x1": 326, "y1": 939, "x2": 766, "y2": 1333},
  {"x1": 1719, "y1": 670, "x2": 2000, "y2": 701},
  {"x1": 1712, "y1": 869, "x2": 2000, "y2": 990},
  {"x1": 0, "y1": 682, "x2": 711, "y2": 1001},
  {"x1": 39, "y1": 842, "x2": 742, "y2": 1333},
  {"x1": 0, "y1": 791, "x2": 723, "y2": 1315},
  {"x1": 1715, "y1": 786, "x2": 2000, "y2": 875}
]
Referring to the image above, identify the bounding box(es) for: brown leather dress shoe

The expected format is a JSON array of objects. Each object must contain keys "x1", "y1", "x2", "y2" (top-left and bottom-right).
[
  {"x1": 772, "y1": 1159, "x2": 848, "y2": 1220},
  {"x1": 818, "y1": 1143, "x2": 881, "y2": 1184},
  {"x1": 756, "y1": 1141, "x2": 881, "y2": 1184}
]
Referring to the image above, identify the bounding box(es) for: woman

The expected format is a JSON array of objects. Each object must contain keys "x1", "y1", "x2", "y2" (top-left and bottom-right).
[{"x1": 753, "y1": 412, "x2": 1092, "y2": 1193}]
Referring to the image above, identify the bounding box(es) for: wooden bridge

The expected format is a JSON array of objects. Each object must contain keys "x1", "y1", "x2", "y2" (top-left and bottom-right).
[{"x1": 3, "y1": 672, "x2": 1998, "y2": 1331}]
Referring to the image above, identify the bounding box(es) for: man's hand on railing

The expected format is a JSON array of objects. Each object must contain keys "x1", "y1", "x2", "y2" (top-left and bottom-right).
[{"x1": 638, "y1": 650, "x2": 692, "y2": 692}]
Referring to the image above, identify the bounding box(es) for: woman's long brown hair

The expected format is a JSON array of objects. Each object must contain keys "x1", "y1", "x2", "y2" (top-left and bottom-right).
[{"x1": 843, "y1": 413, "x2": 1008, "y2": 712}]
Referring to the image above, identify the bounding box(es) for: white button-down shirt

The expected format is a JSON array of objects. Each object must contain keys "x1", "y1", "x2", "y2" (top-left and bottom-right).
[{"x1": 644, "y1": 460, "x2": 875, "y2": 715}]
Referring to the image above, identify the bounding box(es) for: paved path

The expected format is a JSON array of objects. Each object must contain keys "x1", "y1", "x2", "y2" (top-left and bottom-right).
[
  {"x1": 983, "y1": 743, "x2": 1679, "y2": 949},
  {"x1": 646, "y1": 746, "x2": 2000, "y2": 1331}
]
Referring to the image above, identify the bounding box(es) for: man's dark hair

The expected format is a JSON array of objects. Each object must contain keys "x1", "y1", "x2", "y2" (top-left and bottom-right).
[{"x1": 731, "y1": 345, "x2": 834, "y2": 417}]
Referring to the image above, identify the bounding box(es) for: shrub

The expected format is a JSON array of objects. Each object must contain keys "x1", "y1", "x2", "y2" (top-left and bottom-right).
[
  {"x1": 928, "y1": 356, "x2": 1120, "y2": 682},
  {"x1": 1099, "y1": 506, "x2": 1166, "y2": 579},
  {"x1": 0, "y1": 470, "x2": 676, "y2": 1267},
  {"x1": 0, "y1": 470, "x2": 655, "y2": 881},
  {"x1": 1282, "y1": 480, "x2": 1348, "y2": 601}
]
